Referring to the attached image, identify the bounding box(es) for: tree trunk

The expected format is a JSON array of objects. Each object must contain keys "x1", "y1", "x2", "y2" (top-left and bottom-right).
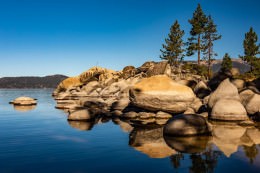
[
  {"x1": 198, "y1": 34, "x2": 201, "y2": 65},
  {"x1": 208, "y1": 45, "x2": 211, "y2": 79}
]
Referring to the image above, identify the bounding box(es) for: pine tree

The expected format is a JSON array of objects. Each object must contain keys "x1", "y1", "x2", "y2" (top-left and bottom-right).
[
  {"x1": 187, "y1": 4, "x2": 208, "y2": 65},
  {"x1": 221, "y1": 53, "x2": 232, "y2": 72},
  {"x1": 160, "y1": 20, "x2": 185, "y2": 66},
  {"x1": 202, "y1": 15, "x2": 221, "y2": 78},
  {"x1": 240, "y1": 27, "x2": 260, "y2": 71}
]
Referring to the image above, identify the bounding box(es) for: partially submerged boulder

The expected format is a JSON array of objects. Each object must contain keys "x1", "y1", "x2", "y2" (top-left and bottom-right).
[
  {"x1": 10, "y1": 96, "x2": 37, "y2": 106},
  {"x1": 211, "y1": 99, "x2": 248, "y2": 121},
  {"x1": 163, "y1": 114, "x2": 212, "y2": 136},
  {"x1": 68, "y1": 109, "x2": 95, "y2": 121},
  {"x1": 245, "y1": 94, "x2": 260, "y2": 115},
  {"x1": 130, "y1": 75, "x2": 196, "y2": 113}
]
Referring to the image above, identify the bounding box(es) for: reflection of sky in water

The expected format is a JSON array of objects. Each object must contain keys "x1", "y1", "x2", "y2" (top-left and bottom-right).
[{"x1": 0, "y1": 89, "x2": 260, "y2": 173}]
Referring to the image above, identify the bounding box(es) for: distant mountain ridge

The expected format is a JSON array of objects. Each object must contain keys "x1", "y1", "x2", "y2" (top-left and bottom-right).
[{"x1": 0, "y1": 75, "x2": 68, "y2": 88}]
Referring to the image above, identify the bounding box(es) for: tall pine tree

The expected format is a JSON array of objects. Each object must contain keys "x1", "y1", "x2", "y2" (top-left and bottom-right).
[
  {"x1": 202, "y1": 15, "x2": 221, "y2": 78},
  {"x1": 160, "y1": 20, "x2": 185, "y2": 66},
  {"x1": 240, "y1": 27, "x2": 260, "y2": 71},
  {"x1": 221, "y1": 53, "x2": 232, "y2": 72},
  {"x1": 187, "y1": 4, "x2": 208, "y2": 65}
]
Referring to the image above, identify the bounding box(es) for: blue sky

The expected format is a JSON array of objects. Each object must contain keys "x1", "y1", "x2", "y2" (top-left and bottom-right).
[{"x1": 0, "y1": 0, "x2": 260, "y2": 77}]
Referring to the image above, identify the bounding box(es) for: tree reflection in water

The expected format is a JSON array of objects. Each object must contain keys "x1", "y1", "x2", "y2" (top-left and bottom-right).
[
  {"x1": 170, "y1": 147, "x2": 222, "y2": 173},
  {"x1": 243, "y1": 144, "x2": 259, "y2": 164}
]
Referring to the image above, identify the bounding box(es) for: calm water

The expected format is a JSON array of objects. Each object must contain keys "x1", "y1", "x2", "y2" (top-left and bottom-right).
[{"x1": 0, "y1": 89, "x2": 260, "y2": 173}]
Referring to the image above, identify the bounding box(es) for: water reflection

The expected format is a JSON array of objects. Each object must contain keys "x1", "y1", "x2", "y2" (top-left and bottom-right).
[
  {"x1": 129, "y1": 125, "x2": 176, "y2": 158},
  {"x1": 164, "y1": 136, "x2": 211, "y2": 154},
  {"x1": 68, "y1": 120, "x2": 96, "y2": 131},
  {"x1": 210, "y1": 121, "x2": 260, "y2": 157},
  {"x1": 13, "y1": 105, "x2": 36, "y2": 112}
]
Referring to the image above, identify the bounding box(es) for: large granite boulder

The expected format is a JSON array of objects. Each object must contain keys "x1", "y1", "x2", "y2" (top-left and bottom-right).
[
  {"x1": 56, "y1": 76, "x2": 82, "y2": 92},
  {"x1": 245, "y1": 94, "x2": 260, "y2": 115},
  {"x1": 208, "y1": 79, "x2": 240, "y2": 108},
  {"x1": 130, "y1": 75, "x2": 196, "y2": 113},
  {"x1": 211, "y1": 99, "x2": 248, "y2": 121},
  {"x1": 193, "y1": 81, "x2": 211, "y2": 99},
  {"x1": 163, "y1": 114, "x2": 212, "y2": 136},
  {"x1": 10, "y1": 96, "x2": 37, "y2": 106}
]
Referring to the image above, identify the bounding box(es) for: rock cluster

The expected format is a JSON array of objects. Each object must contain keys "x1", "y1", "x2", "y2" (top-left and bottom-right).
[{"x1": 53, "y1": 61, "x2": 260, "y2": 136}]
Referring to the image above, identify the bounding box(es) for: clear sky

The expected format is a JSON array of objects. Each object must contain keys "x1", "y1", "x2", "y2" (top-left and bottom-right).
[{"x1": 0, "y1": 0, "x2": 260, "y2": 77}]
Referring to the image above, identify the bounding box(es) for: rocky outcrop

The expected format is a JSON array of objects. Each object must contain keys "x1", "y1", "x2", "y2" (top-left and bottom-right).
[
  {"x1": 163, "y1": 114, "x2": 212, "y2": 136},
  {"x1": 130, "y1": 75, "x2": 196, "y2": 113},
  {"x1": 10, "y1": 96, "x2": 37, "y2": 106},
  {"x1": 211, "y1": 99, "x2": 248, "y2": 121}
]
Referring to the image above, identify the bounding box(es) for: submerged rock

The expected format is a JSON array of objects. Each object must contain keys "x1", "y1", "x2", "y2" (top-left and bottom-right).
[
  {"x1": 10, "y1": 96, "x2": 37, "y2": 106},
  {"x1": 163, "y1": 114, "x2": 212, "y2": 136},
  {"x1": 130, "y1": 75, "x2": 196, "y2": 113}
]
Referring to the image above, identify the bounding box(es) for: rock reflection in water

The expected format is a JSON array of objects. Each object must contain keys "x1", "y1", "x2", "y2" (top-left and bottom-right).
[
  {"x1": 113, "y1": 118, "x2": 134, "y2": 133},
  {"x1": 210, "y1": 121, "x2": 260, "y2": 157},
  {"x1": 13, "y1": 105, "x2": 36, "y2": 112},
  {"x1": 164, "y1": 135, "x2": 211, "y2": 154},
  {"x1": 129, "y1": 125, "x2": 176, "y2": 158},
  {"x1": 68, "y1": 119, "x2": 99, "y2": 131}
]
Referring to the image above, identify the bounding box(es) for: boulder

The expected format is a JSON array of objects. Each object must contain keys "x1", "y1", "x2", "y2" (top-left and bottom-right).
[
  {"x1": 111, "y1": 98, "x2": 130, "y2": 111},
  {"x1": 81, "y1": 81, "x2": 101, "y2": 95},
  {"x1": 56, "y1": 76, "x2": 82, "y2": 92},
  {"x1": 193, "y1": 81, "x2": 211, "y2": 99},
  {"x1": 10, "y1": 96, "x2": 37, "y2": 106},
  {"x1": 155, "y1": 111, "x2": 172, "y2": 119},
  {"x1": 211, "y1": 99, "x2": 248, "y2": 121},
  {"x1": 100, "y1": 80, "x2": 128, "y2": 97},
  {"x1": 130, "y1": 75, "x2": 196, "y2": 113},
  {"x1": 231, "y1": 79, "x2": 245, "y2": 91},
  {"x1": 122, "y1": 66, "x2": 136, "y2": 79},
  {"x1": 68, "y1": 109, "x2": 95, "y2": 121},
  {"x1": 230, "y1": 68, "x2": 240, "y2": 76},
  {"x1": 163, "y1": 114, "x2": 212, "y2": 136},
  {"x1": 239, "y1": 89, "x2": 255, "y2": 106},
  {"x1": 245, "y1": 94, "x2": 260, "y2": 115},
  {"x1": 208, "y1": 79, "x2": 240, "y2": 108}
]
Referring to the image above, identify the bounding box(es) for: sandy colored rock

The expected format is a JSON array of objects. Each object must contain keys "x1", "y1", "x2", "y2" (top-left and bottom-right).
[
  {"x1": 211, "y1": 99, "x2": 248, "y2": 121},
  {"x1": 130, "y1": 75, "x2": 196, "y2": 113},
  {"x1": 239, "y1": 89, "x2": 255, "y2": 106},
  {"x1": 208, "y1": 79, "x2": 240, "y2": 108},
  {"x1": 155, "y1": 111, "x2": 172, "y2": 119},
  {"x1": 56, "y1": 76, "x2": 82, "y2": 92},
  {"x1": 231, "y1": 79, "x2": 245, "y2": 91},
  {"x1": 10, "y1": 96, "x2": 37, "y2": 106},
  {"x1": 245, "y1": 94, "x2": 260, "y2": 115}
]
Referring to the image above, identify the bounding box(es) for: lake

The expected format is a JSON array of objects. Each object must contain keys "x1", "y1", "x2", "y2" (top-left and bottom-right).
[{"x1": 0, "y1": 89, "x2": 260, "y2": 173}]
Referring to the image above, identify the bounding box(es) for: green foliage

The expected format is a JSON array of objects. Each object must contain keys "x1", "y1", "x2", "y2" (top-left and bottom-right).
[
  {"x1": 187, "y1": 4, "x2": 208, "y2": 64},
  {"x1": 240, "y1": 27, "x2": 260, "y2": 71},
  {"x1": 160, "y1": 20, "x2": 185, "y2": 66},
  {"x1": 182, "y1": 63, "x2": 209, "y2": 77},
  {"x1": 221, "y1": 53, "x2": 232, "y2": 72}
]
